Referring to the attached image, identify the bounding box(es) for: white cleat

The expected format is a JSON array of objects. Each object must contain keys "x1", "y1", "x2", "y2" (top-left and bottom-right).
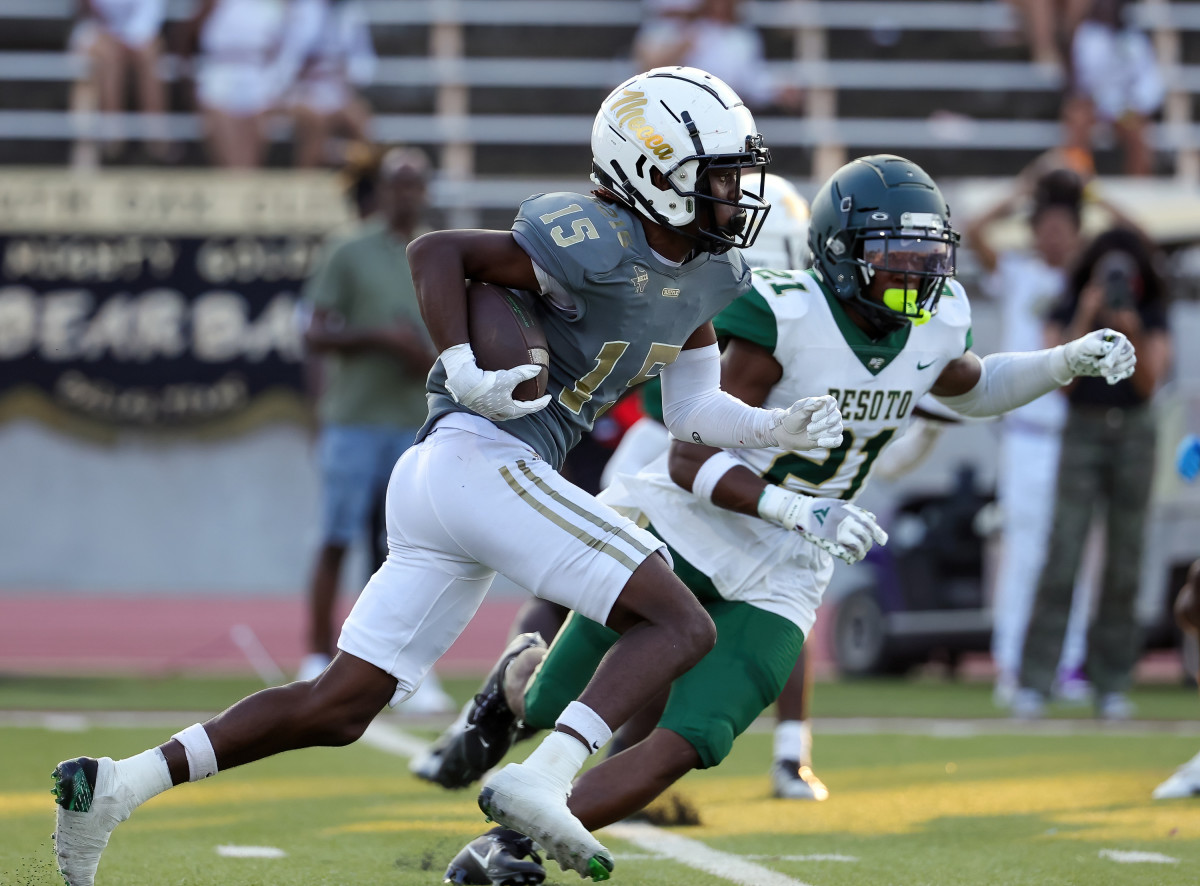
[
  {"x1": 1152, "y1": 751, "x2": 1200, "y2": 800},
  {"x1": 52, "y1": 757, "x2": 137, "y2": 886},
  {"x1": 771, "y1": 761, "x2": 830, "y2": 801},
  {"x1": 477, "y1": 762, "x2": 613, "y2": 881}
]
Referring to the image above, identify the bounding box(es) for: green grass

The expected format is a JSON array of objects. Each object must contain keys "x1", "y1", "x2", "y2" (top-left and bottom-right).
[
  {"x1": 3, "y1": 671, "x2": 1198, "y2": 720},
  {"x1": 3, "y1": 672, "x2": 1200, "y2": 885},
  {"x1": 4, "y1": 720, "x2": 1200, "y2": 886}
]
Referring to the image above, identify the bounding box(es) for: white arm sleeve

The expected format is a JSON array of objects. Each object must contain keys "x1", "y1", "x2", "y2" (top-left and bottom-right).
[
  {"x1": 659, "y1": 344, "x2": 782, "y2": 448},
  {"x1": 934, "y1": 348, "x2": 1072, "y2": 418}
]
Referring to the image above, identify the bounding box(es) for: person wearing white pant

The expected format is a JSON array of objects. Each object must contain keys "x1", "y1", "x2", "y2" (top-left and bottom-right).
[{"x1": 965, "y1": 168, "x2": 1098, "y2": 707}]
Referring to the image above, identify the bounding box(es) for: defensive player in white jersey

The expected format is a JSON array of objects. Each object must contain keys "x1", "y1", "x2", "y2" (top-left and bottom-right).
[
  {"x1": 50, "y1": 67, "x2": 852, "y2": 886},
  {"x1": 435, "y1": 153, "x2": 1138, "y2": 886}
]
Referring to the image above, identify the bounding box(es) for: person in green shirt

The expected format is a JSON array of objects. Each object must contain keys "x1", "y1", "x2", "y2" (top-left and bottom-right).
[{"x1": 298, "y1": 146, "x2": 439, "y2": 685}]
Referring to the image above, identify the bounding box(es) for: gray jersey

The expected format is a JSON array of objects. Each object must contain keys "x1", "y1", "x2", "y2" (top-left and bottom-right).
[{"x1": 421, "y1": 192, "x2": 752, "y2": 468}]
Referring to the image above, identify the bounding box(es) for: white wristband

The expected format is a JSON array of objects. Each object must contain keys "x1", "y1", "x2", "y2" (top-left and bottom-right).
[
  {"x1": 690, "y1": 451, "x2": 742, "y2": 502},
  {"x1": 756, "y1": 484, "x2": 806, "y2": 531}
]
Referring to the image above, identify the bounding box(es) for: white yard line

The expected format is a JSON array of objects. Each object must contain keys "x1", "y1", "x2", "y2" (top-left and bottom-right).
[
  {"x1": 360, "y1": 719, "x2": 436, "y2": 758},
  {"x1": 1099, "y1": 849, "x2": 1179, "y2": 864},
  {"x1": 216, "y1": 844, "x2": 287, "y2": 858},
  {"x1": 605, "y1": 822, "x2": 817, "y2": 886}
]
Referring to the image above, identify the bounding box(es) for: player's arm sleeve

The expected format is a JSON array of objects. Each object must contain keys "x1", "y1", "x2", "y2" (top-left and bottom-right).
[
  {"x1": 933, "y1": 348, "x2": 1072, "y2": 418},
  {"x1": 659, "y1": 343, "x2": 785, "y2": 448}
]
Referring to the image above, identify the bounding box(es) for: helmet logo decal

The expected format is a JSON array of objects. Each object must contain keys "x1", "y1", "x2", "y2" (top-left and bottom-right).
[
  {"x1": 609, "y1": 90, "x2": 675, "y2": 160},
  {"x1": 630, "y1": 265, "x2": 649, "y2": 294}
]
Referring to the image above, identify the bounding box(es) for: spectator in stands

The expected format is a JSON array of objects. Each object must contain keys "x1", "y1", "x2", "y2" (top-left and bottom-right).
[
  {"x1": 184, "y1": 0, "x2": 284, "y2": 167},
  {"x1": 633, "y1": 0, "x2": 701, "y2": 72},
  {"x1": 633, "y1": 0, "x2": 803, "y2": 114},
  {"x1": 288, "y1": 0, "x2": 377, "y2": 168},
  {"x1": 1068, "y1": 0, "x2": 1165, "y2": 176},
  {"x1": 966, "y1": 169, "x2": 1093, "y2": 708},
  {"x1": 1002, "y1": 0, "x2": 1091, "y2": 70},
  {"x1": 71, "y1": 0, "x2": 171, "y2": 165},
  {"x1": 296, "y1": 148, "x2": 448, "y2": 718},
  {"x1": 1016, "y1": 225, "x2": 1172, "y2": 720},
  {"x1": 186, "y1": 0, "x2": 322, "y2": 167}
]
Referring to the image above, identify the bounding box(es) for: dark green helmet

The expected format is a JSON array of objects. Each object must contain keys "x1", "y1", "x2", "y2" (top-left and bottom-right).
[{"x1": 807, "y1": 154, "x2": 959, "y2": 334}]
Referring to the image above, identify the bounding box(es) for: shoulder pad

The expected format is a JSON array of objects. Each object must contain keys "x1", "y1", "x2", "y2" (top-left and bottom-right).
[
  {"x1": 746, "y1": 267, "x2": 820, "y2": 320},
  {"x1": 512, "y1": 193, "x2": 635, "y2": 291},
  {"x1": 934, "y1": 279, "x2": 972, "y2": 326}
]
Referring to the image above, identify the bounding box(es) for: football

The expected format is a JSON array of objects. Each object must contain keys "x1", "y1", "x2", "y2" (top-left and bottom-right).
[{"x1": 466, "y1": 281, "x2": 550, "y2": 401}]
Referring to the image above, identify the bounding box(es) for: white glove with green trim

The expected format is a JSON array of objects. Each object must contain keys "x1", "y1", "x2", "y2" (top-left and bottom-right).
[{"x1": 757, "y1": 486, "x2": 888, "y2": 564}]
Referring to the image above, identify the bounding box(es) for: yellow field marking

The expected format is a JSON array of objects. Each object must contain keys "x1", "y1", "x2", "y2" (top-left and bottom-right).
[{"x1": 675, "y1": 770, "x2": 1200, "y2": 841}]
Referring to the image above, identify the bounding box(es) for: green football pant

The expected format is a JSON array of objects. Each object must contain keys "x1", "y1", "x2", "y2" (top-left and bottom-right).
[{"x1": 523, "y1": 597, "x2": 804, "y2": 768}]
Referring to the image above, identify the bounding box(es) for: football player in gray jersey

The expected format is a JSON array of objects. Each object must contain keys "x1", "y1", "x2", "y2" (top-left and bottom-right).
[
  {"x1": 50, "y1": 67, "x2": 846, "y2": 886},
  {"x1": 436, "y1": 154, "x2": 1141, "y2": 886}
]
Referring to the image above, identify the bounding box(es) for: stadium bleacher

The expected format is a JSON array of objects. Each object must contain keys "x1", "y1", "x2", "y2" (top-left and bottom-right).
[{"x1": 1, "y1": 0, "x2": 1198, "y2": 228}]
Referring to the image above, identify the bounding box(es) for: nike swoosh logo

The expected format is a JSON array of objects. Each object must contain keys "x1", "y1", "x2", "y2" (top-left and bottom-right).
[{"x1": 917, "y1": 360, "x2": 937, "y2": 370}]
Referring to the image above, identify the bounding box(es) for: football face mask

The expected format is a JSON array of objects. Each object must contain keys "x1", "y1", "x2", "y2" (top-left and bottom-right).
[{"x1": 860, "y1": 233, "x2": 956, "y2": 326}]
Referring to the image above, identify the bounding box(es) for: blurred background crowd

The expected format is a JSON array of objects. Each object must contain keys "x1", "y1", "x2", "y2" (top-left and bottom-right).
[{"x1": 1, "y1": 0, "x2": 1199, "y2": 718}]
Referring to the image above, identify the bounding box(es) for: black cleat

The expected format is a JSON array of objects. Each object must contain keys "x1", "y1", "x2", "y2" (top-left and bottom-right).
[
  {"x1": 411, "y1": 633, "x2": 546, "y2": 790},
  {"x1": 444, "y1": 827, "x2": 546, "y2": 886},
  {"x1": 52, "y1": 757, "x2": 99, "y2": 812}
]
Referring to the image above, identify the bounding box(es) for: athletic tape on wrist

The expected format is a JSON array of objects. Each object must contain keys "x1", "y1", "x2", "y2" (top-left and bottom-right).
[
  {"x1": 690, "y1": 450, "x2": 742, "y2": 502},
  {"x1": 171, "y1": 723, "x2": 219, "y2": 781},
  {"x1": 555, "y1": 701, "x2": 612, "y2": 754},
  {"x1": 757, "y1": 484, "x2": 805, "y2": 530}
]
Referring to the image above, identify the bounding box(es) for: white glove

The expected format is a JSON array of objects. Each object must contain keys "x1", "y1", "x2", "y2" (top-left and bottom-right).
[
  {"x1": 440, "y1": 343, "x2": 551, "y2": 420},
  {"x1": 767, "y1": 395, "x2": 844, "y2": 451},
  {"x1": 1060, "y1": 328, "x2": 1137, "y2": 386},
  {"x1": 757, "y1": 486, "x2": 888, "y2": 565}
]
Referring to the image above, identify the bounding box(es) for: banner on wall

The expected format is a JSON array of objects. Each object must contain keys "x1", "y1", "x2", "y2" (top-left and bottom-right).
[{"x1": 0, "y1": 170, "x2": 353, "y2": 438}]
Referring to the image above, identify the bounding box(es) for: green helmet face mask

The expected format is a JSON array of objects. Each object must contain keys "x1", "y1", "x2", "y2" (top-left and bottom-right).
[{"x1": 807, "y1": 154, "x2": 959, "y2": 335}]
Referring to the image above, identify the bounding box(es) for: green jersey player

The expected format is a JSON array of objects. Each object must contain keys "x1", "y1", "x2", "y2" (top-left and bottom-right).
[
  {"x1": 50, "y1": 67, "x2": 851, "y2": 886},
  {"x1": 436, "y1": 154, "x2": 1139, "y2": 886}
]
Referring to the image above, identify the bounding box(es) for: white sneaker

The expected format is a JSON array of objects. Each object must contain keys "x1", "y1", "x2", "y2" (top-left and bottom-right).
[
  {"x1": 297, "y1": 653, "x2": 331, "y2": 682},
  {"x1": 992, "y1": 673, "x2": 1018, "y2": 709},
  {"x1": 1096, "y1": 692, "x2": 1136, "y2": 721},
  {"x1": 477, "y1": 762, "x2": 613, "y2": 881},
  {"x1": 1152, "y1": 751, "x2": 1200, "y2": 800},
  {"x1": 52, "y1": 757, "x2": 137, "y2": 886},
  {"x1": 1011, "y1": 688, "x2": 1046, "y2": 720},
  {"x1": 771, "y1": 761, "x2": 829, "y2": 801}
]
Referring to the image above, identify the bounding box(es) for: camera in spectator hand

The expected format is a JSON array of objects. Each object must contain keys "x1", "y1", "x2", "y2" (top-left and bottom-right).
[{"x1": 1095, "y1": 251, "x2": 1139, "y2": 311}]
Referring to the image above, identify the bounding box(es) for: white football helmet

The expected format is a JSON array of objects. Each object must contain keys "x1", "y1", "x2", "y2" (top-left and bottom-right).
[
  {"x1": 742, "y1": 173, "x2": 811, "y2": 270},
  {"x1": 591, "y1": 66, "x2": 772, "y2": 254}
]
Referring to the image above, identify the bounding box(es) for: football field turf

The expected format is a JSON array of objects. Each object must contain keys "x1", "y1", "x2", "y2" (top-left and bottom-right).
[{"x1": 3, "y1": 675, "x2": 1199, "y2": 886}]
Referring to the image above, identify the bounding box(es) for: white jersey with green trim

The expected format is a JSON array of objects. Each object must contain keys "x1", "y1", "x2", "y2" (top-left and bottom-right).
[
  {"x1": 601, "y1": 267, "x2": 973, "y2": 634},
  {"x1": 722, "y1": 267, "x2": 973, "y2": 501}
]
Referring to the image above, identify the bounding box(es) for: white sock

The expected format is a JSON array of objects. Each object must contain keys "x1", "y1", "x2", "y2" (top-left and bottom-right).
[
  {"x1": 520, "y1": 730, "x2": 590, "y2": 791},
  {"x1": 171, "y1": 723, "x2": 219, "y2": 781},
  {"x1": 112, "y1": 748, "x2": 172, "y2": 806},
  {"x1": 774, "y1": 720, "x2": 812, "y2": 766},
  {"x1": 555, "y1": 701, "x2": 612, "y2": 753}
]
